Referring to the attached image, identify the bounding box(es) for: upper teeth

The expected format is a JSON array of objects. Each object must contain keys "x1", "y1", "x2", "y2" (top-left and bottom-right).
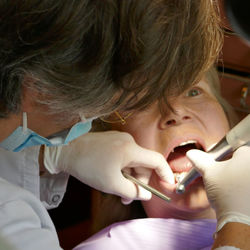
[
  {"x1": 171, "y1": 140, "x2": 197, "y2": 153},
  {"x1": 179, "y1": 140, "x2": 197, "y2": 146}
]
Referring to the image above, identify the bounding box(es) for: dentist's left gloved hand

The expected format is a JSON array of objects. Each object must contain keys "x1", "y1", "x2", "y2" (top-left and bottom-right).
[
  {"x1": 43, "y1": 131, "x2": 174, "y2": 204},
  {"x1": 186, "y1": 146, "x2": 250, "y2": 233}
]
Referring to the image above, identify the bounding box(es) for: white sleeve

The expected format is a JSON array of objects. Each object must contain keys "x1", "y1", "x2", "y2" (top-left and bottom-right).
[
  {"x1": 0, "y1": 177, "x2": 62, "y2": 250},
  {"x1": 0, "y1": 146, "x2": 69, "y2": 210}
]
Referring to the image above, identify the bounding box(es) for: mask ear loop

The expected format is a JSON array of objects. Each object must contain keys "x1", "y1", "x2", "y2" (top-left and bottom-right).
[
  {"x1": 79, "y1": 112, "x2": 96, "y2": 123},
  {"x1": 79, "y1": 112, "x2": 87, "y2": 122},
  {"x1": 22, "y1": 112, "x2": 28, "y2": 133}
]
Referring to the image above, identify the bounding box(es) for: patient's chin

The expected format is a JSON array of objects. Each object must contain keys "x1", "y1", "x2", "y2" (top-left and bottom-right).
[
  {"x1": 173, "y1": 185, "x2": 210, "y2": 211},
  {"x1": 150, "y1": 174, "x2": 210, "y2": 213},
  {"x1": 142, "y1": 187, "x2": 213, "y2": 220}
]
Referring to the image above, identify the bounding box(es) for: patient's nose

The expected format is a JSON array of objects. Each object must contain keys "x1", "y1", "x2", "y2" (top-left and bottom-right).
[{"x1": 160, "y1": 107, "x2": 192, "y2": 128}]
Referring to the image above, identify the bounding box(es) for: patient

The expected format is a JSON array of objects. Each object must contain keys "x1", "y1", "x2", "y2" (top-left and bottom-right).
[{"x1": 74, "y1": 67, "x2": 239, "y2": 250}]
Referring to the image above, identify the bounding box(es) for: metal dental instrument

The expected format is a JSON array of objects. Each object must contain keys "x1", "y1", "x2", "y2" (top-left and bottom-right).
[
  {"x1": 176, "y1": 114, "x2": 250, "y2": 194},
  {"x1": 122, "y1": 172, "x2": 171, "y2": 202}
]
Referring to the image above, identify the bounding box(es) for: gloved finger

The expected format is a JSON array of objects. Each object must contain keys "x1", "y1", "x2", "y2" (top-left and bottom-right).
[
  {"x1": 137, "y1": 185, "x2": 152, "y2": 200},
  {"x1": 118, "y1": 172, "x2": 152, "y2": 200},
  {"x1": 127, "y1": 145, "x2": 175, "y2": 184},
  {"x1": 133, "y1": 167, "x2": 152, "y2": 184},
  {"x1": 121, "y1": 197, "x2": 133, "y2": 205},
  {"x1": 186, "y1": 149, "x2": 216, "y2": 175},
  {"x1": 121, "y1": 168, "x2": 152, "y2": 204},
  {"x1": 233, "y1": 145, "x2": 250, "y2": 158},
  {"x1": 116, "y1": 174, "x2": 145, "y2": 200},
  {"x1": 122, "y1": 167, "x2": 132, "y2": 175},
  {"x1": 121, "y1": 185, "x2": 152, "y2": 205}
]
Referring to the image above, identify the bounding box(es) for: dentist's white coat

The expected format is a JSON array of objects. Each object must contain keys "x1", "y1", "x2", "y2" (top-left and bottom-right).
[
  {"x1": 0, "y1": 177, "x2": 62, "y2": 250},
  {"x1": 0, "y1": 146, "x2": 68, "y2": 250}
]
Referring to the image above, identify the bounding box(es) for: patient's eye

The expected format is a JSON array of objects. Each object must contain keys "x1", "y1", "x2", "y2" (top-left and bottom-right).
[{"x1": 186, "y1": 88, "x2": 202, "y2": 97}]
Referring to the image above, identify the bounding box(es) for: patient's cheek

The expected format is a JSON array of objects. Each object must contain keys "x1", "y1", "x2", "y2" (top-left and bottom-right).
[{"x1": 205, "y1": 101, "x2": 230, "y2": 132}]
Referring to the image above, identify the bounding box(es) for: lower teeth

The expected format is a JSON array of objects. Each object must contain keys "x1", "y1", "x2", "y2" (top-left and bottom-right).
[{"x1": 175, "y1": 172, "x2": 187, "y2": 183}]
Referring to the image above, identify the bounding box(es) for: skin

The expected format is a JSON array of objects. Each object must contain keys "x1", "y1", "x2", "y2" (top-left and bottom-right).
[
  {"x1": 111, "y1": 78, "x2": 230, "y2": 220},
  {"x1": 0, "y1": 85, "x2": 78, "y2": 142},
  {"x1": 212, "y1": 223, "x2": 250, "y2": 249}
]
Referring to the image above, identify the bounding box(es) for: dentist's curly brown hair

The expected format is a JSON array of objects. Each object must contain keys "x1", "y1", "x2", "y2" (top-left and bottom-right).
[{"x1": 0, "y1": 0, "x2": 222, "y2": 122}]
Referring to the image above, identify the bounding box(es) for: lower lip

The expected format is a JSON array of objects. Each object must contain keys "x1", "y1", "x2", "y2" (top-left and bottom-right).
[
  {"x1": 185, "y1": 176, "x2": 203, "y2": 190},
  {"x1": 157, "y1": 175, "x2": 203, "y2": 195}
]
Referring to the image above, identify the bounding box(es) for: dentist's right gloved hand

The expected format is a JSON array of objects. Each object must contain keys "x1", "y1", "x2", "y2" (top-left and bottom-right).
[
  {"x1": 44, "y1": 131, "x2": 174, "y2": 204},
  {"x1": 186, "y1": 146, "x2": 250, "y2": 233}
]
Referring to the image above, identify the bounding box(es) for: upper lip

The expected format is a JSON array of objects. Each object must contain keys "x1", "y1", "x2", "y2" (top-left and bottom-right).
[{"x1": 164, "y1": 135, "x2": 206, "y2": 161}]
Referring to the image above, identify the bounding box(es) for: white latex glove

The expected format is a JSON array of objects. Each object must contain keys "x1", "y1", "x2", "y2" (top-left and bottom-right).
[
  {"x1": 44, "y1": 131, "x2": 174, "y2": 204},
  {"x1": 186, "y1": 146, "x2": 250, "y2": 232}
]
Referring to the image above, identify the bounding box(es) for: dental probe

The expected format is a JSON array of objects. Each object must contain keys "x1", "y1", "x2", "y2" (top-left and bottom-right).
[
  {"x1": 122, "y1": 172, "x2": 171, "y2": 202},
  {"x1": 176, "y1": 114, "x2": 250, "y2": 194}
]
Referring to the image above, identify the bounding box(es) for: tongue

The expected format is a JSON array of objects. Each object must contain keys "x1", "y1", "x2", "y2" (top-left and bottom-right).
[{"x1": 167, "y1": 144, "x2": 195, "y2": 172}]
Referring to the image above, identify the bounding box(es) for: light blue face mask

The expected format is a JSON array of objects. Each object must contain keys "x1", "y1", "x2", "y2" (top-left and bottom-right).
[{"x1": 0, "y1": 112, "x2": 94, "y2": 152}]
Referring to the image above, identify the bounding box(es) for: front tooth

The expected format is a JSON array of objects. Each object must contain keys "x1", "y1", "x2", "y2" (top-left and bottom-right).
[
  {"x1": 179, "y1": 140, "x2": 197, "y2": 146},
  {"x1": 175, "y1": 172, "x2": 187, "y2": 182},
  {"x1": 175, "y1": 174, "x2": 181, "y2": 183}
]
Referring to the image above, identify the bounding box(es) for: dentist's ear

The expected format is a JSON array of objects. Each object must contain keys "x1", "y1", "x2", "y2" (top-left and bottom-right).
[
  {"x1": 21, "y1": 75, "x2": 40, "y2": 113},
  {"x1": 0, "y1": 75, "x2": 40, "y2": 142}
]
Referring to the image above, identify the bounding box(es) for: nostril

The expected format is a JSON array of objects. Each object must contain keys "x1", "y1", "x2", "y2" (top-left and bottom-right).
[
  {"x1": 182, "y1": 116, "x2": 191, "y2": 120},
  {"x1": 166, "y1": 119, "x2": 176, "y2": 126}
]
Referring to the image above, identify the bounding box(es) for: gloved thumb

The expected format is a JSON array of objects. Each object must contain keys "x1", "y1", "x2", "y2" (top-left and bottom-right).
[{"x1": 186, "y1": 149, "x2": 215, "y2": 175}]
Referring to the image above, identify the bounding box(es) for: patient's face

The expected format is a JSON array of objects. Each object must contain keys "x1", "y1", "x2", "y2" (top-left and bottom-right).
[{"x1": 111, "y1": 78, "x2": 230, "y2": 220}]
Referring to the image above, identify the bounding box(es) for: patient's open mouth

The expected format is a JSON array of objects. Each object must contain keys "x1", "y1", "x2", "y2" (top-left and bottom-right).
[{"x1": 167, "y1": 140, "x2": 204, "y2": 174}]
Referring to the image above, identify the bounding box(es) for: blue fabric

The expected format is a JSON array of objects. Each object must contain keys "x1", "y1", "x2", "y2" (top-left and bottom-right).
[{"x1": 0, "y1": 120, "x2": 92, "y2": 152}]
